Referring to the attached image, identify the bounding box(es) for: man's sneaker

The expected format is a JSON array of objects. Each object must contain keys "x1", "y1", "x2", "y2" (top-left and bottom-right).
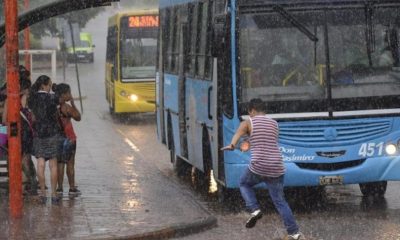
[
  {"x1": 285, "y1": 232, "x2": 303, "y2": 240},
  {"x1": 69, "y1": 188, "x2": 81, "y2": 196},
  {"x1": 245, "y1": 209, "x2": 263, "y2": 228}
]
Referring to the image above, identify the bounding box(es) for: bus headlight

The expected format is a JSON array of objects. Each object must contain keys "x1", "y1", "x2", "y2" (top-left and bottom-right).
[
  {"x1": 129, "y1": 94, "x2": 138, "y2": 102},
  {"x1": 385, "y1": 143, "x2": 397, "y2": 155}
]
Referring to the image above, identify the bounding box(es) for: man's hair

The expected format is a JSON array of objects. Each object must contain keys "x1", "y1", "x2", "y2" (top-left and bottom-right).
[{"x1": 248, "y1": 98, "x2": 265, "y2": 112}]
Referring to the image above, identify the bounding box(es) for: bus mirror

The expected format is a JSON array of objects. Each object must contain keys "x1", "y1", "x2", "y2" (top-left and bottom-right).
[{"x1": 211, "y1": 17, "x2": 226, "y2": 57}]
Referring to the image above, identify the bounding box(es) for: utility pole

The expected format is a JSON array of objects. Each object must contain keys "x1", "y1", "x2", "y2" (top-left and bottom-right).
[
  {"x1": 68, "y1": 21, "x2": 84, "y2": 114},
  {"x1": 4, "y1": 0, "x2": 23, "y2": 218},
  {"x1": 24, "y1": 0, "x2": 31, "y2": 71}
]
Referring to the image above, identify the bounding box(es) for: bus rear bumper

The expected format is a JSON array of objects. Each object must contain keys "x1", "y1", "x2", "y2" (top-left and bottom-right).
[{"x1": 224, "y1": 156, "x2": 400, "y2": 188}]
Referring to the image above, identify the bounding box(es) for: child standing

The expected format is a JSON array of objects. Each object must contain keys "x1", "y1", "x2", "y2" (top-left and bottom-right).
[{"x1": 52, "y1": 83, "x2": 81, "y2": 196}]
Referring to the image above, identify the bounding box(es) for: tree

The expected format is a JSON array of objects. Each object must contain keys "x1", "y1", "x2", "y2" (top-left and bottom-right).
[{"x1": 0, "y1": 0, "x2": 104, "y2": 38}]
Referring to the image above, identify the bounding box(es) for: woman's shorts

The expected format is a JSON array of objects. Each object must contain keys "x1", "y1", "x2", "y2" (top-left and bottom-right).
[
  {"x1": 58, "y1": 138, "x2": 76, "y2": 163},
  {"x1": 33, "y1": 134, "x2": 63, "y2": 160}
]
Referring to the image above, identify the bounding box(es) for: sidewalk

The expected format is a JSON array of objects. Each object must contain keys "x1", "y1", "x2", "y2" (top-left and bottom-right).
[
  {"x1": 0, "y1": 74, "x2": 216, "y2": 240},
  {"x1": 0, "y1": 191, "x2": 216, "y2": 240}
]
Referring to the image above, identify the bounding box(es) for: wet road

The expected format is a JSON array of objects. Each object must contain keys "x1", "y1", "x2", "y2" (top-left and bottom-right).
[
  {"x1": 112, "y1": 115, "x2": 400, "y2": 240},
  {"x1": 79, "y1": 8, "x2": 400, "y2": 240}
]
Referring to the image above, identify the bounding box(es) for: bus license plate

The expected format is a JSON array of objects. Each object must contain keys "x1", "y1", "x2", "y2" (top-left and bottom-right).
[{"x1": 319, "y1": 176, "x2": 343, "y2": 185}]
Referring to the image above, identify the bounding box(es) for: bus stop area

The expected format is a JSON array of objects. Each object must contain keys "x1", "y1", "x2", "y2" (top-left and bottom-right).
[
  {"x1": 0, "y1": 72, "x2": 216, "y2": 239},
  {"x1": 0, "y1": 160, "x2": 215, "y2": 240}
]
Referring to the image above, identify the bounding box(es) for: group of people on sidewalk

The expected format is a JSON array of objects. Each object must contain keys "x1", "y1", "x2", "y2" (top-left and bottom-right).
[{"x1": 1, "y1": 66, "x2": 81, "y2": 204}]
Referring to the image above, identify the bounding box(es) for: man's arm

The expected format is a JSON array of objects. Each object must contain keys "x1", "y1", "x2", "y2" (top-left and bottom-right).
[
  {"x1": 220, "y1": 120, "x2": 250, "y2": 151},
  {"x1": 61, "y1": 100, "x2": 81, "y2": 122},
  {"x1": 69, "y1": 99, "x2": 81, "y2": 121}
]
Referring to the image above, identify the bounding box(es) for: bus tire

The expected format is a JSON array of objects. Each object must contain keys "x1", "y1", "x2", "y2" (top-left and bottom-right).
[
  {"x1": 359, "y1": 181, "x2": 387, "y2": 197},
  {"x1": 170, "y1": 147, "x2": 190, "y2": 177},
  {"x1": 168, "y1": 120, "x2": 190, "y2": 177},
  {"x1": 192, "y1": 131, "x2": 212, "y2": 192},
  {"x1": 192, "y1": 167, "x2": 210, "y2": 192},
  {"x1": 109, "y1": 98, "x2": 115, "y2": 115}
]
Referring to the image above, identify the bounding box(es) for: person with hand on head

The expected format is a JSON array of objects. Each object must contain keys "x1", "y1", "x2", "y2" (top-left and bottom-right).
[
  {"x1": 221, "y1": 98, "x2": 302, "y2": 240},
  {"x1": 52, "y1": 83, "x2": 81, "y2": 196}
]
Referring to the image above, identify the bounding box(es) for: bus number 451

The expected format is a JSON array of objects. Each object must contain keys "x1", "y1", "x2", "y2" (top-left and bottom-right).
[{"x1": 358, "y1": 142, "x2": 384, "y2": 157}]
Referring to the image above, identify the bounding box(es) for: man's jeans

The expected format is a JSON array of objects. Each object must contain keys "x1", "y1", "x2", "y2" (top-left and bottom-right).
[{"x1": 239, "y1": 168, "x2": 299, "y2": 234}]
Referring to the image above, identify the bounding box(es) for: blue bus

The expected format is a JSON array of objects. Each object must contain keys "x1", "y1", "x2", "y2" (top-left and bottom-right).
[{"x1": 156, "y1": 0, "x2": 400, "y2": 197}]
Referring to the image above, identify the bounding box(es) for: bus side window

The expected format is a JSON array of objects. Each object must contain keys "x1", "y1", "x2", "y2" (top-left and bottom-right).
[
  {"x1": 188, "y1": 3, "x2": 200, "y2": 77},
  {"x1": 218, "y1": 10, "x2": 233, "y2": 118},
  {"x1": 106, "y1": 26, "x2": 118, "y2": 81},
  {"x1": 165, "y1": 7, "x2": 179, "y2": 74}
]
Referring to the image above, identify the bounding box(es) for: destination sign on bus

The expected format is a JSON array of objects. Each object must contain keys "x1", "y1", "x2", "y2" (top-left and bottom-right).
[{"x1": 129, "y1": 15, "x2": 159, "y2": 28}]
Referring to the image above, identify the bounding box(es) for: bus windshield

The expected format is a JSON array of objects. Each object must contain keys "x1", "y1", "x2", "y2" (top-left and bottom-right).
[
  {"x1": 120, "y1": 16, "x2": 158, "y2": 81},
  {"x1": 239, "y1": 6, "x2": 400, "y2": 115}
]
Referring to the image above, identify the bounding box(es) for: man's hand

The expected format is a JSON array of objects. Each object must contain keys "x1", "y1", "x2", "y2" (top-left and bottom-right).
[
  {"x1": 240, "y1": 141, "x2": 250, "y2": 152},
  {"x1": 220, "y1": 144, "x2": 235, "y2": 151}
]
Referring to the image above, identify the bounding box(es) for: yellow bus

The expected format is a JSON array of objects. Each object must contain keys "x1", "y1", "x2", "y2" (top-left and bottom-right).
[{"x1": 105, "y1": 9, "x2": 158, "y2": 114}]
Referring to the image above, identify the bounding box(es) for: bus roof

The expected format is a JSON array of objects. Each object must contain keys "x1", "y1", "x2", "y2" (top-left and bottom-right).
[
  {"x1": 237, "y1": 0, "x2": 399, "y2": 5},
  {"x1": 160, "y1": 0, "x2": 399, "y2": 8},
  {"x1": 108, "y1": 8, "x2": 158, "y2": 27}
]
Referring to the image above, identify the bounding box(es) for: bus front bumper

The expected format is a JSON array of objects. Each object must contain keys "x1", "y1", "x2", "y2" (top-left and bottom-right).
[
  {"x1": 114, "y1": 99, "x2": 155, "y2": 113},
  {"x1": 224, "y1": 156, "x2": 400, "y2": 188}
]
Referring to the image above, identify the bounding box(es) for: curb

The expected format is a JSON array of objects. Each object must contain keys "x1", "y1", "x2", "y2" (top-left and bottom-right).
[{"x1": 82, "y1": 215, "x2": 217, "y2": 240}]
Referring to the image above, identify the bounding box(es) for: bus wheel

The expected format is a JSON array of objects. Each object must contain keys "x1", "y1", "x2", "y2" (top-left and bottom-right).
[
  {"x1": 192, "y1": 167, "x2": 211, "y2": 192},
  {"x1": 192, "y1": 137, "x2": 212, "y2": 192},
  {"x1": 170, "y1": 148, "x2": 190, "y2": 177},
  {"x1": 109, "y1": 99, "x2": 115, "y2": 115},
  {"x1": 359, "y1": 181, "x2": 387, "y2": 197}
]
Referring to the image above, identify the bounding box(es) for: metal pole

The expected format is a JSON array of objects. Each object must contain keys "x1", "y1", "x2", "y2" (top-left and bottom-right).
[
  {"x1": 51, "y1": 50, "x2": 57, "y2": 81},
  {"x1": 62, "y1": 40, "x2": 66, "y2": 82},
  {"x1": 5, "y1": 0, "x2": 23, "y2": 218},
  {"x1": 24, "y1": 0, "x2": 31, "y2": 70},
  {"x1": 68, "y1": 21, "x2": 84, "y2": 114}
]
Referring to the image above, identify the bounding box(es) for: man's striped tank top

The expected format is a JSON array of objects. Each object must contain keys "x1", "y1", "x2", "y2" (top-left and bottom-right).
[{"x1": 248, "y1": 115, "x2": 285, "y2": 177}]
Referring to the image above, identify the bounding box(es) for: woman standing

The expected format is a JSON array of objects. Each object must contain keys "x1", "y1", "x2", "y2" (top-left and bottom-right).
[
  {"x1": 28, "y1": 75, "x2": 62, "y2": 204},
  {"x1": 52, "y1": 83, "x2": 81, "y2": 196}
]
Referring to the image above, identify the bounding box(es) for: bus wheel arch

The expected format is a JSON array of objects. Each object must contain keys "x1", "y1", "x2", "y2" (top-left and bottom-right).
[{"x1": 167, "y1": 113, "x2": 190, "y2": 176}]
